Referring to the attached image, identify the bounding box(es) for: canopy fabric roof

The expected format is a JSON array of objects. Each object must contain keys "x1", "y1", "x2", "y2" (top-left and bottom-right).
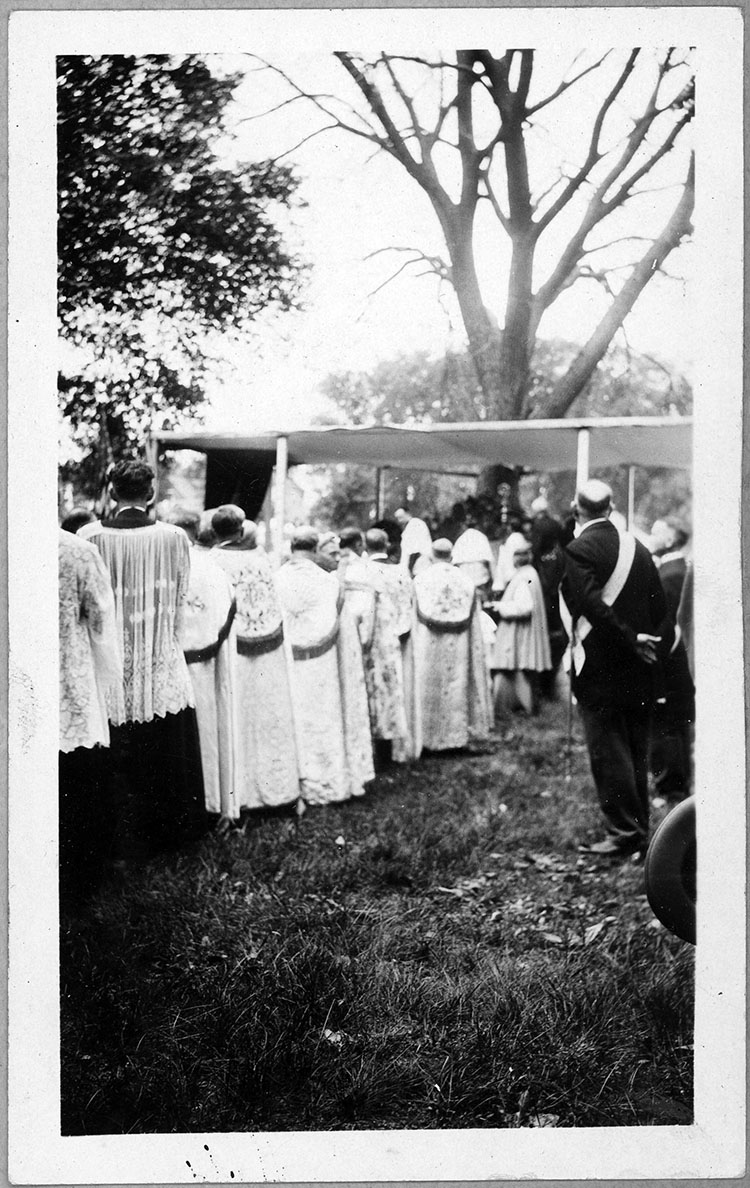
[{"x1": 156, "y1": 416, "x2": 692, "y2": 474}]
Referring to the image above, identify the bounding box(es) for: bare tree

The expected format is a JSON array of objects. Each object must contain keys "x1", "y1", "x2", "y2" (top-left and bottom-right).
[{"x1": 250, "y1": 48, "x2": 694, "y2": 420}]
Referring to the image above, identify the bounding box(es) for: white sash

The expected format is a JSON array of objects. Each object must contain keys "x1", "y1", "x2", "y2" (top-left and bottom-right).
[{"x1": 560, "y1": 532, "x2": 636, "y2": 675}]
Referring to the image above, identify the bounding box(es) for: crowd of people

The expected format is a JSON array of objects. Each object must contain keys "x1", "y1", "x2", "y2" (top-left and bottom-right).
[{"x1": 59, "y1": 460, "x2": 695, "y2": 906}]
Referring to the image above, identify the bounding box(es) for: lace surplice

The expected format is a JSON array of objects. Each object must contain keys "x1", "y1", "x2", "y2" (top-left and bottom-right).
[
  {"x1": 58, "y1": 529, "x2": 122, "y2": 752},
  {"x1": 79, "y1": 521, "x2": 194, "y2": 725}
]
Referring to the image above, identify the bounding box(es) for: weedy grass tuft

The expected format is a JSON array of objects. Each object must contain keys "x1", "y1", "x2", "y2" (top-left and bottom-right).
[{"x1": 61, "y1": 700, "x2": 693, "y2": 1133}]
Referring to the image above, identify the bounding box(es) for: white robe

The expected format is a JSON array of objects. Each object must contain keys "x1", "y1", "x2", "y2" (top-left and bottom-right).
[
  {"x1": 79, "y1": 520, "x2": 194, "y2": 724},
  {"x1": 182, "y1": 549, "x2": 237, "y2": 817},
  {"x1": 371, "y1": 556, "x2": 422, "y2": 761},
  {"x1": 275, "y1": 555, "x2": 373, "y2": 804},
  {"x1": 342, "y1": 557, "x2": 408, "y2": 746},
  {"x1": 491, "y1": 563, "x2": 552, "y2": 673},
  {"x1": 211, "y1": 545, "x2": 300, "y2": 810},
  {"x1": 58, "y1": 529, "x2": 122, "y2": 753},
  {"x1": 452, "y1": 527, "x2": 494, "y2": 589},
  {"x1": 398, "y1": 516, "x2": 432, "y2": 573},
  {"x1": 412, "y1": 562, "x2": 491, "y2": 750}
]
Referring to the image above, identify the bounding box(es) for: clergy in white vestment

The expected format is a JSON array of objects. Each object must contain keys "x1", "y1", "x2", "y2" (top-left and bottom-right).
[
  {"x1": 79, "y1": 461, "x2": 207, "y2": 860},
  {"x1": 59, "y1": 527, "x2": 122, "y2": 904},
  {"x1": 165, "y1": 510, "x2": 238, "y2": 821},
  {"x1": 210, "y1": 507, "x2": 300, "y2": 812},
  {"x1": 412, "y1": 539, "x2": 492, "y2": 751},
  {"x1": 364, "y1": 528, "x2": 422, "y2": 762},
  {"x1": 451, "y1": 505, "x2": 494, "y2": 594},
  {"x1": 489, "y1": 533, "x2": 551, "y2": 715},
  {"x1": 341, "y1": 537, "x2": 408, "y2": 766},
  {"x1": 394, "y1": 508, "x2": 433, "y2": 576},
  {"x1": 275, "y1": 528, "x2": 374, "y2": 805}
]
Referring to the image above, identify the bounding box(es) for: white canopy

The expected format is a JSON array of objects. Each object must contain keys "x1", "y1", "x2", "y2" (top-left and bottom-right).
[{"x1": 156, "y1": 416, "x2": 692, "y2": 475}]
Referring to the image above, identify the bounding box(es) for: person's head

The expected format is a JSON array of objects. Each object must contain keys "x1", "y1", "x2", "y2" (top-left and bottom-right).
[
  {"x1": 530, "y1": 495, "x2": 549, "y2": 517},
  {"x1": 393, "y1": 508, "x2": 411, "y2": 529},
  {"x1": 365, "y1": 528, "x2": 389, "y2": 555},
  {"x1": 164, "y1": 507, "x2": 200, "y2": 543},
  {"x1": 431, "y1": 538, "x2": 453, "y2": 563},
  {"x1": 506, "y1": 531, "x2": 532, "y2": 569},
  {"x1": 317, "y1": 531, "x2": 340, "y2": 559},
  {"x1": 290, "y1": 526, "x2": 319, "y2": 553},
  {"x1": 60, "y1": 506, "x2": 96, "y2": 534},
  {"x1": 212, "y1": 504, "x2": 246, "y2": 542},
  {"x1": 109, "y1": 460, "x2": 154, "y2": 506},
  {"x1": 573, "y1": 479, "x2": 612, "y2": 524},
  {"x1": 339, "y1": 527, "x2": 364, "y2": 555}
]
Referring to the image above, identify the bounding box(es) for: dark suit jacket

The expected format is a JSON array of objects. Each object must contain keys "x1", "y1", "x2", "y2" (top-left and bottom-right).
[
  {"x1": 561, "y1": 519, "x2": 674, "y2": 710},
  {"x1": 658, "y1": 554, "x2": 687, "y2": 620}
]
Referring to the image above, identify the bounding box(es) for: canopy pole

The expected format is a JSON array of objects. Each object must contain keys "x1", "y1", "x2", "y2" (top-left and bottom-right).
[
  {"x1": 627, "y1": 465, "x2": 636, "y2": 529},
  {"x1": 375, "y1": 467, "x2": 388, "y2": 519},
  {"x1": 273, "y1": 435, "x2": 288, "y2": 563},
  {"x1": 145, "y1": 435, "x2": 159, "y2": 509},
  {"x1": 575, "y1": 428, "x2": 591, "y2": 489}
]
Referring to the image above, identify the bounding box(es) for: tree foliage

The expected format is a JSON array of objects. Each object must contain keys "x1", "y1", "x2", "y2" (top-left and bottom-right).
[
  {"x1": 311, "y1": 342, "x2": 692, "y2": 529},
  {"x1": 259, "y1": 48, "x2": 694, "y2": 419},
  {"x1": 58, "y1": 54, "x2": 306, "y2": 492}
]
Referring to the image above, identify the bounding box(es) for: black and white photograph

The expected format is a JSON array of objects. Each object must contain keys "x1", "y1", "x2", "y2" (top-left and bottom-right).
[{"x1": 6, "y1": 5, "x2": 746, "y2": 1183}]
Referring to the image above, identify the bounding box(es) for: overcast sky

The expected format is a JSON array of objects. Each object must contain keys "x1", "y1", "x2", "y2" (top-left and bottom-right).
[{"x1": 199, "y1": 47, "x2": 694, "y2": 431}]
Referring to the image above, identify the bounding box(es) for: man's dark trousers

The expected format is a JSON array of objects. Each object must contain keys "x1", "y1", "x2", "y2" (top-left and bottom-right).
[{"x1": 578, "y1": 700, "x2": 651, "y2": 848}]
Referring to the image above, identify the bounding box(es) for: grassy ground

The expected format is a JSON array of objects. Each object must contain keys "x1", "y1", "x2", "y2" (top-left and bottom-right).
[{"x1": 60, "y1": 698, "x2": 694, "y2": 1134}]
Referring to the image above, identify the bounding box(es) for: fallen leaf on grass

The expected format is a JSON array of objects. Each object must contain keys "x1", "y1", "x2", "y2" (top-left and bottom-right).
[
  {"x1": 321, "y1": 1028, "x2": 346, "y2": 1046},
  {"x1": 529, "y1": 1113, "x2": 560, "y2": 1127},
  {"x1": 334, "y1": 835, "x2": 346, "y2": 847},
  {"x1": 540, "y1": 932, "x2": 563, "y2": 945}
]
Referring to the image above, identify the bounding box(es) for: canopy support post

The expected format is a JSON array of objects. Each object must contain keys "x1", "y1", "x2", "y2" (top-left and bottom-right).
[
  {"x1": 627, "y1": 465, "x2": 636, "y2": 529},
  {"x1": 375, "y1": 467, "x2": 388, "y2": 520},
  {"x1": 273, "y1": 435, "x2": 288, "y2": 563},
  {"x1": 575, "y1": 428, "x2": 590, "y2": 489},
  {"x1": 146, "y1": 435, "x2": 159, "y2": 508}
]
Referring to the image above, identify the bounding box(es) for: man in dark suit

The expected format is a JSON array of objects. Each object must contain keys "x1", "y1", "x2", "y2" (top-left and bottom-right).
[{"x1": 561, "y1": 480, "x2": 674, "y2": 857}]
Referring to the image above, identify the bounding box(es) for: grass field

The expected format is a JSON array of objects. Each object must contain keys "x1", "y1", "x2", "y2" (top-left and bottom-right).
[{"x1": 60, "y1": 698, "x2": 694, "y2": 1134}]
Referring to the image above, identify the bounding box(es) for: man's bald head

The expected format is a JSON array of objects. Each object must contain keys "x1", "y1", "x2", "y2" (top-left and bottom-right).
[{"x1": 574, "y1": 480, "x2": 613, "y2": 521}]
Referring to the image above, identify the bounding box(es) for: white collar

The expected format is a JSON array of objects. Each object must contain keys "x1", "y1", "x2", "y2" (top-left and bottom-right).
[{"x1": 576, "y1": 516, "x2": 611, "y2": 536}]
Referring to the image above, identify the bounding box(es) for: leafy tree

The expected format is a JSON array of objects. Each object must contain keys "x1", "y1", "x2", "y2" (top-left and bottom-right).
[
  {"x1": 258, "y1": 48, "x2": 693, "y2": 419},
  {"x1": 58, "y1": 54, "x2": 306, "y2": 493}
]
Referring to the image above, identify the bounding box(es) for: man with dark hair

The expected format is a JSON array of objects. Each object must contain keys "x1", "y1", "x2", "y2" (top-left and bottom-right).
[
  {"x1": 337, "y1": 527, "x2": 364, "y2": 579},
  {"x1": 60, "y1": 506, "x2": 97, "y2": 535},
  {"x1": 79, "y1": 460, "x2": 207, "y2": 859},
  {"x1": 561, "y1": 479, "x2": 674, "y2": 858}
]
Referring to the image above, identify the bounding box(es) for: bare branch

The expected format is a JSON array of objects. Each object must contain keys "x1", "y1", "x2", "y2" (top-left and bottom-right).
[
  {"x1": 533, "y1": 50, "x2": 640, "y2": 236},
  {"x1": 526, "y1": 53, "x2": 610, "y2": 116},
  {"x1": 582, "y1": 235, "x2": 660, "y2": 255},
  {"x1": 602, "y1": 108, "x2": 693, "y2": 209},
  {"x1": 479, "y1": 172, "x2": 512, "y2": 233}
]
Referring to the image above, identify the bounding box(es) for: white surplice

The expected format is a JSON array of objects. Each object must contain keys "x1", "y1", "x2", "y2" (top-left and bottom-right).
[
  {"x1": 275, "y1": 555, "x2": 373, "y2": 804},
  {"x1": 79, "y1": 519, "x2": 194, "y2": 724},
  {"x1": 342, "y1": 557, "x2": 407, "y2": 746},
  {"x1": 183, "y1": 549, "x2": 238, "y2": 818},
  {"x1": 58, "y1": 529, "x2": 122, "y2": 753},
  {"x1": 212, "y1": 545, "x2": 300, "y2": 811},
  {"x1": 412, "y1": 561, "x2": 491, "y2": 750}
]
